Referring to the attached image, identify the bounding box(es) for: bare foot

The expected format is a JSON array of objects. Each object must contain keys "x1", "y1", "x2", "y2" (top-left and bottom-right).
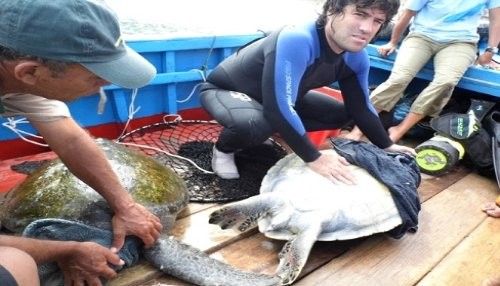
[
  {"x1": 481, "y1": 202, "x2": 500, "y2": 218},
  {"x1": 482, "y1": 276, "x2": 500, "y2": 286},
  {"x1": 387, "y1": 126, "x2": 405, "y2": 143},
  {"x1": 339, "y1": 129, "x2": 364, "y2": 141}
]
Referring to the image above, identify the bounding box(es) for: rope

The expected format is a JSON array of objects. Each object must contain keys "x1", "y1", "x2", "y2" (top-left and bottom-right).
[
  {"x1": 117, "y1": 141, "x2": 214, "y2": 174},
  {"x1": 115, "y1": 88, "x2": 141, "y2": 140},
  {"x1": 1, "y1": 117, "x2": 49, "y2": 147}
]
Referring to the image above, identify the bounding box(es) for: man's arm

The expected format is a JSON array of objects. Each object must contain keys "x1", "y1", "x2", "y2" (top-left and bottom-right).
[
  {"x1": 30, "y1": 117, "x2": 162, "y2": 249},
  {"x1": 476, "y1": 7, "x2": 500, "y2": 67},
  {"x1": 0, "y1": 234, "x2": 122, "y2": 285},
  {"x1": 388, "y1": 9, "x2": 415, "y2": 46},
  {"x1": 377, "y1": 9, "x2": 416, "y2": 56}
]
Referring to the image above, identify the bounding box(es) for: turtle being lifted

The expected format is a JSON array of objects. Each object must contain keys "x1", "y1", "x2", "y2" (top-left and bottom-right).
[
  {"x1": 0, "y1": 138, "x2": 279, "y2": 286},
  {"x1": 209, "y1": 147, "x2": 409, "y2": 285}
]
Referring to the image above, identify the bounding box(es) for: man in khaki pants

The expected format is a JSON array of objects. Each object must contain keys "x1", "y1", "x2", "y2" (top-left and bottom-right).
[{"x1": 346, "y1": 0, "x2": 500, "y2": 143}]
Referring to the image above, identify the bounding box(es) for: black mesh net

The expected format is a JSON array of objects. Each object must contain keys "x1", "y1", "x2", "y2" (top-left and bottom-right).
[{"x1": 118, "y1": 120, "x2": 287, "y2": 202}]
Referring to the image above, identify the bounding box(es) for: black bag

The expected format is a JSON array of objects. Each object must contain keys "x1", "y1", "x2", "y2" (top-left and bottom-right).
[{"x1": 429, "y1": 99, "x2": 496, "y2": 176}]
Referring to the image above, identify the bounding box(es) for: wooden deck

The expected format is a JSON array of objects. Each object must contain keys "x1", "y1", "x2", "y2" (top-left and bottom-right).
[
  {"x1": 109, "y1": 164, "x2": 499, "y2": 286},
  {"x1": 1, "y1": 138, "x2": 499, "y2": 286},
  {"x1": 116, "y1": 137, "x2": 500, "y2": 286}
]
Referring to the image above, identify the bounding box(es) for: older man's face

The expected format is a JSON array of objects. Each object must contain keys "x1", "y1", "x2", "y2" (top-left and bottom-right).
[{"x1": 32, "y1": 64, "x2": 110, "y2": 102}]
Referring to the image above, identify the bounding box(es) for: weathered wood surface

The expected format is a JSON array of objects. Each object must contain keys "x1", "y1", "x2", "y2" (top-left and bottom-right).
[
  {"x1": 296, "y1": 172, "x2": 498, "y2": 286},
  {"x1": 108, "y1": 160, "x2": 500, "y2": 286},
  {"x1": 1, "y1": 146, "x2": 499, "y2": 286}
]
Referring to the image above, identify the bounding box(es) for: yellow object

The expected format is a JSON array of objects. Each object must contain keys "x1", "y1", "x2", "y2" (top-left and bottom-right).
[
  {"x1": 432, "y1": 135, "x2": 465, "y2": 159},
  {"x1": 415, "y1": 134, "x2": 465, "y2": 176}
]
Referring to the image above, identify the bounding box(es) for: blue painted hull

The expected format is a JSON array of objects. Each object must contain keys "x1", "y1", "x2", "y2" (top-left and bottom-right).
[{"x1": 1, "y1": 35, "x2": 498, "y2": 159}]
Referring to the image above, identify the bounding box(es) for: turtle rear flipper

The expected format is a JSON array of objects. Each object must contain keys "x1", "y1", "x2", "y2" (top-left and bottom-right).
[
  {"x1": 144, "y1": 236, "x2": 280, "y2": 286},
  {"x1": 209, "y1": 193, "x2": 275, "y2": 232},
  {"x1": 276, "y1": 222, "x2": 322, "y2": 285}
]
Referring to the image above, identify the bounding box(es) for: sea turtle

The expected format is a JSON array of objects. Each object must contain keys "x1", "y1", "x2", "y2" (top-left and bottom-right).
[
  {"x1": 0, "y1": 138, "x2": 279, "y2": 286},
  {"x1": 209, "y1": 148, "x2": 405, "y2": 285}
]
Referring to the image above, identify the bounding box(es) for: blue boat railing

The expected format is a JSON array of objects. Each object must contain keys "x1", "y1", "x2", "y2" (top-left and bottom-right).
[
  {"x1": 0, "y1": 33, "x2": 265, "y2": 142},
  {"x1": 2, "y1": 35, "x2": 498, "y2": 143},
  {"x1": 103, "y1": 33, "x2": 265, "y2": 122}
]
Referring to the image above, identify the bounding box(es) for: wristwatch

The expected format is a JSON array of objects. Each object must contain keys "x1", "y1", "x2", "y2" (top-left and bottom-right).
[{"x1": 484, "y1": 46, "x2": 499, "y2": 54}]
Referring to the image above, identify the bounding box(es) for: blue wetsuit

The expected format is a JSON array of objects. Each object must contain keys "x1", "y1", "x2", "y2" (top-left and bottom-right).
[{"x1": 200, "y1": 21, "x2": 393, "y2": 163}]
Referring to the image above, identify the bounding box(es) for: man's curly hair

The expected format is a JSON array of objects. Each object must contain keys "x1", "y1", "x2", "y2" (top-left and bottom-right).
[{"x1": 317, "y1": 0, "x2": 400, "y2": 33}]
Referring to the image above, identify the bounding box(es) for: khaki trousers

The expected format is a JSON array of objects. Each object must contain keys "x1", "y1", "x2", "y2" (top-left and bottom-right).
[{"x1": 371, "y1": 32, "x2": 477, "y2": 117}]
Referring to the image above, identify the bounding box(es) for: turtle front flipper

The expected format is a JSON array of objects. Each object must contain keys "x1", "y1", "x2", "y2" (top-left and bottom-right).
[
  {"x1": 276, "y1": 222, "x2": 322, "y2": 285},
  {"x1": 209, "y1": 193, "x2": 274, "y2": 232},
  {"x1": 144, "y1": 236, "x2": 280, "y2": 286}
]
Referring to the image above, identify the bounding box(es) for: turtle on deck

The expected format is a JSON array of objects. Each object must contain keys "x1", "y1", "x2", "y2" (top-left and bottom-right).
[
  {"x1": 209, "y1": 149, "x2": 405, "y2": 285},
  {"x1": 0, "y1": 138, "x2": 279, "y2": 286}
]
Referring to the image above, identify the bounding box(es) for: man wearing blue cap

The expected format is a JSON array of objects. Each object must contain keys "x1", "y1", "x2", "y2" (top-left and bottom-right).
[{"x1": 0, "y1": 0, "x2": 161, "y2": 285}]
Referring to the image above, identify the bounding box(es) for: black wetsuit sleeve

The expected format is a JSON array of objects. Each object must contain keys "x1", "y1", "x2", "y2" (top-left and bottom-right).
[{"x1": 339, "y1": 52, "x2": 393, "y2": 149}]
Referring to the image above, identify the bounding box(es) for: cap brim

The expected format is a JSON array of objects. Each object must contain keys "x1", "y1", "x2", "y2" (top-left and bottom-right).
[{"x1": 82, "y1": 46, "x2": 156, "y2": 89}]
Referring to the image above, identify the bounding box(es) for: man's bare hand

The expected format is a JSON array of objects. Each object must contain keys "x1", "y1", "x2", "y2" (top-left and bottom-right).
[
  {"x1": 307, "y1": 151, "x2": 355, "y2": 185},
  {"x1": 111, "y1": 203, "x2": 163, "y2": 250},
  {"x1": 58, "y1": 241, "x2": 123, "y2": 286},
  {"x1": 377, "y1": 42, "x2": 398, "y2": 57},
  {"x1": 384, "y1": 144, "x2": 416, "y2": 156}
]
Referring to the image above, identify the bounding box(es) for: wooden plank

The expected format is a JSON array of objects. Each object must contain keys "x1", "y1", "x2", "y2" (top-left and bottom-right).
[
  {"x1": 126, "y1": 166, "x2": 473, "y2": 285},
  {"x1": 144, "y1": 233, "x2": 361, "y2": 285},
  {"x1": 417, "y1": 217, "x2": 500, "y2": 286},
  {"x1": 168, "y1": 205, "x2": 257, "y2": 253},
  {"x1": 108, "y1": 163, "x2": 476, "y2": 286},
  {"x1": 294, "y1": 172, "x2": 498, "y2": 286},
  {"x1": 176, "y1": 203, "x2": 216, "y2": 219},
  {"x1": 108, "y1": 261, "x2": 163, "y2": 286},
  {"x1": 109, "y1": 203, "x2": 258, "y2": 285},
  {"x1": 418, "y1": 165, "x2": 471, "y2": 202},
  {"x1": 146, "y1": 232, "x2": 282, "y2": 286}
]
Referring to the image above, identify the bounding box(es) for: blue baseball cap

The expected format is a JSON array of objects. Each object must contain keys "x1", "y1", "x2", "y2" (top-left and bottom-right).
[{"x1": 0, "y1": 0, "x2": 156, "y2": 89}]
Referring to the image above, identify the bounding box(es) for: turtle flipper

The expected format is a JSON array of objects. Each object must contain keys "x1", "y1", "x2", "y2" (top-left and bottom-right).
[
  {"x1": 275, "y1": 222, "x2": 322, "y2": 285},
  {"x1": 209, "y1": 193, "x2": 274, "y2": 232},
  {"x1": 144, "y1": 236, "x2": 279, "y2": 286}
]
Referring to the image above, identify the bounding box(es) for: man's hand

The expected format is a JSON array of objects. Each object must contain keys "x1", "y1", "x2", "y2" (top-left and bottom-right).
[
  {"x1": 384, "y1": 143, "x2": 416, "y2": 156},
  {"x1": 307, "y1": 151, "x2": 355, "y2": 185},
  {"x1": 377, "y1": 42, "x2": 398, "y2": 57},
  {"x1": 475, "y1": 52, "x2": 500, "y2": 70},
  {"x1": 58, "y1": 241, "x2": 123, "y2": 286},
  {"x1": 111, "y1": 203, "x2": 163, "y2": 250}
]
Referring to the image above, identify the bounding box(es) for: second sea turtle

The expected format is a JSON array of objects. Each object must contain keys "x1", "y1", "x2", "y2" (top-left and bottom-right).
[{"x1": 209, "y1": 148, "x2": 404, "y2": 285}]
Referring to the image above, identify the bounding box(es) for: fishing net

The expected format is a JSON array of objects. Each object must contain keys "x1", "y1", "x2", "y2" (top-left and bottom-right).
[{"x1": 118, "y1": 119, "x2": 287, "y2": 202}]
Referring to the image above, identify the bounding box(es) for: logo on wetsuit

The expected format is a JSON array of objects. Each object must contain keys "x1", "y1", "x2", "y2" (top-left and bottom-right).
[
  {"x1": 229, "y1": 91, "x2": 252, "y2": 102},
  {"x1": 284, "y1": 60, "x2": 297, "y2": 115}
]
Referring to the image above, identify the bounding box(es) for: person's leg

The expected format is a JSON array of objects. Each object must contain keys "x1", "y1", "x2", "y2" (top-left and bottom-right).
[
  {"x1": 200, "y1": 83, "x2": 273, "y2": 179},
  {"x1": 0, "y1": 246, "x2": 39, "y2": 286},
  {"x1": 390, "y1": 41, "x2": 477, "y2": 142},
  {"x1": 346, "y1": 34, "x2": 434, "y2": 141},
  {"x1": 387, "y1": 112, "x2": 425, "y2": 142},
  {"x1": 295, "y1": 90, "x2": 351, "y2": 147},
  {"x1": 370, "y1": 34, "x2": 435, "y2": 113},
  {"x1": 295, "y1": 89, "x2": 350, "y2": 131},
  {"x1": 409, "y1": 41, "x2": 477, "y2": 117}
]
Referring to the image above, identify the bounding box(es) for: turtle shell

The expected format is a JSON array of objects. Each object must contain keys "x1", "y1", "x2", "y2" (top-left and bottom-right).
[
  {"x1": 258, "y1": 150, "x2": 402, "y2": 241},
  {"x1": 0, "y1": 138, "x2": 189, "y2": 233}
]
